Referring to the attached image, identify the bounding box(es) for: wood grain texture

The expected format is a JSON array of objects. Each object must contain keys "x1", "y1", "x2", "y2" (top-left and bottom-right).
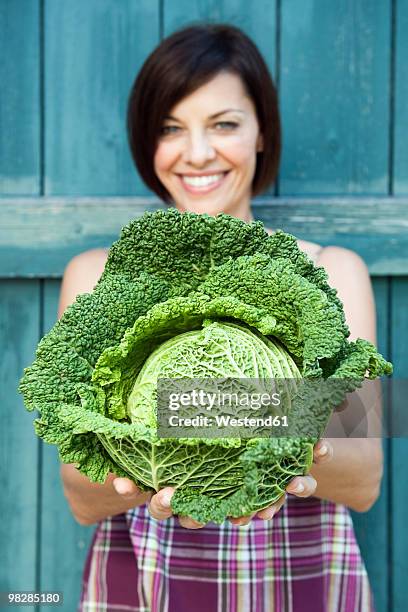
[
  {"x1": 390, "y1": 277, "x2": 408, "y2": 611},
  {"x1": 0, "y1": 198, "x2": 407, "y2": 277},
  {"x1": 394, "y1": 0, "x2": 408, "y2": 194},
  {"x1": 280, "y1": 1, "x2": 391, "y2": 196},
  {"x1": 0, "y1": 0, "x2": 40, "y2": 195},
  {"x1": 44, "y1": 0, "x2": 160, "y2": 196},
  {"x1": 163, "y1": 0, "x2": 277, "y2": 77},
  {"x1": 0, "y1": 281, "x2": 40, "y2": 606},
  {"x1": 351, "y1": 277, "x2": 390, "y2": 612}
]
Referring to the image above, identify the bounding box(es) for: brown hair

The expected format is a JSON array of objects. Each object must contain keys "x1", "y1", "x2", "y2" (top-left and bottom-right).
[{"x1": 127, "y1": 23, "x2": 281, "y2": 203}]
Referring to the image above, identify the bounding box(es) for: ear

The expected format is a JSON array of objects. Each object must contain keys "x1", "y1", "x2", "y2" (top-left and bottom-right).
[{"x1": 256, "y1": 133, "x2": 264, "y2": 153}]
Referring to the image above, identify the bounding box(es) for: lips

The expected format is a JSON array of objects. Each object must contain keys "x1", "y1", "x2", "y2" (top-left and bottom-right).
[{"x1": 179, "y1": 171, "x2": 230, "y2": 194}]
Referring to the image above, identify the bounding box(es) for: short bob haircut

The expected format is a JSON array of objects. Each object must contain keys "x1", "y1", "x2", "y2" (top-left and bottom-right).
[{"x1": 127, "y1": 23, "x2": 281, "y2": 204}]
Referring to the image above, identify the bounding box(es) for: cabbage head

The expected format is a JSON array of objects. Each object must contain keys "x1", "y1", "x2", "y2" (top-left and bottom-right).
[{"x1": 19, "y1": 209, "x2": 392, "y2": 523}]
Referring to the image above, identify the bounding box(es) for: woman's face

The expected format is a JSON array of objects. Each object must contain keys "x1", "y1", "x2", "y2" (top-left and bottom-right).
[{"x1": 153, "y1": 71, "x2": 263, "y2": 220}]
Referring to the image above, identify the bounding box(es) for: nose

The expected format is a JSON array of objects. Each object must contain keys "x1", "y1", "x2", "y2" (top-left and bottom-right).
[{"x1": 182, "y1": 130, "x2": 216, "y2": 166}]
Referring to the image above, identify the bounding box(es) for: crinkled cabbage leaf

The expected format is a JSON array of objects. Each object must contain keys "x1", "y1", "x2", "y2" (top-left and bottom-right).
[{"x1": 19, "y1": 209, "x2": 392, "y2": 523}]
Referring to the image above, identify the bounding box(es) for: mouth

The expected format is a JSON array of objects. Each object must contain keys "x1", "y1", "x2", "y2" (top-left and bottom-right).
[{"x1": 178, "y1": 171, "x2": 230, "y2": 194}]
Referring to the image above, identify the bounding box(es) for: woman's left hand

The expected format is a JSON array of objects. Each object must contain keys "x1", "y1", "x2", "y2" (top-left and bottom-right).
[
  {"x1": 147, "y1": 439, "x2": 333, "y2": 529},
  {"x1": 231, "y1": 438, "x2": 334, "y2": 526}
]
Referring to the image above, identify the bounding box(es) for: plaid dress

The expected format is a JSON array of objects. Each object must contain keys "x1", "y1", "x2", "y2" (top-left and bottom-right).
[{"x1": 78, "y1": 495, "x2": 375, "y2": 611}]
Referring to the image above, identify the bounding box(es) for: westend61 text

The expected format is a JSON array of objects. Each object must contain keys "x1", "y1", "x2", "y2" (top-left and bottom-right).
[{"x1": 168, "y1": 414, "x2": 289, "y2": 428}]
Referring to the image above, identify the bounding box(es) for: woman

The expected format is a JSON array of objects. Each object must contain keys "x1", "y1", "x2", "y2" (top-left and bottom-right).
[{"x1": 59, "y1": 23, "x2": 382, "y2": 612}]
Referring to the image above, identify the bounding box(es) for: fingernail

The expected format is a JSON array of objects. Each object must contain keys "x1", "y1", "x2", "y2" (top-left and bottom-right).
[
  {"x1": 292, "y1": 482, "x2": 304, "y2": 493},
  {"x1": 113, "y1": 479, "x2": 132, "y2": 495},
  {"x1": 161, "y1": 490, "x2": 172, "y2": 508},
  {"x1": 318, "y1": 444, "x2": 328, "y2": 456}
]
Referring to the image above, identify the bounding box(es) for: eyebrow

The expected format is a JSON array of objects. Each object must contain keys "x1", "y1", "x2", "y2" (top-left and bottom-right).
[{"x1": 164, "y1": 109, "x2": 245, "y2": 121}]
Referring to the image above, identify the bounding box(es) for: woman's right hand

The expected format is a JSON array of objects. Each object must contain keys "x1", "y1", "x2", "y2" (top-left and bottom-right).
[{"x1": 61, "y1": 464, "x2": 151, "y2": 525}]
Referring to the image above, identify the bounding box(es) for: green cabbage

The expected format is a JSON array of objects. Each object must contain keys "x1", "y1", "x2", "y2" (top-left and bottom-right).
[
  {"x1": 127, "y1": 321, "x2": 301, "y2": 426},
  {"x1": 19, "y1": 209, "x2": 392, "y2": 523}
]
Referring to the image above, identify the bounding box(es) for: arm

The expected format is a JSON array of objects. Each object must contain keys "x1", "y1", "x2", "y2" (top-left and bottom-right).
[
  {"x1": 58, "y1": 250, "x2": 150, "y2": 525},
  {"x1": 303, "y1": 246, "x2": 383, "y2": 512},
  {"x1": 61, "y1": 465, "x2": 151, "y2": 525}
]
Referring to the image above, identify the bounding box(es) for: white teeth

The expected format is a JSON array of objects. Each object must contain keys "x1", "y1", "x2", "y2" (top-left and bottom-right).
[{"x1": 182, "y1": 173, "x2": 225, "y2": 187}]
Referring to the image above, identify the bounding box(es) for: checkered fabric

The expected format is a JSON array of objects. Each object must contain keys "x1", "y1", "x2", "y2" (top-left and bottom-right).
[{"x1": 79, "y1": 495, "x2": 374, "y2": 611}]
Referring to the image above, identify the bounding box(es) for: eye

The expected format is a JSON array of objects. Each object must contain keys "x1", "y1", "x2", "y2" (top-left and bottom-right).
[
  {"x1": 215, "y1": 121, "x2": 239, "y2": 130},
  {"x1": 160, "y1": 125, "x2": 180, "y2": 136},
  {"x1": 159, "y1": 121, "x2": 239, "y2": 136}
]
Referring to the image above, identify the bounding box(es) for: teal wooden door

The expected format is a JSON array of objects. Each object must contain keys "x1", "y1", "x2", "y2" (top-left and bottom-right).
[{"x1": 1, "y1": 2, "x2": 407, "y2": 611}]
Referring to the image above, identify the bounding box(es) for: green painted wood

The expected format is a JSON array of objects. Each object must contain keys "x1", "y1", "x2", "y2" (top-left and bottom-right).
[
  {"x1": 390, "y1": 277, "x2": 408, "y2": 612},
  {"x1": 44, "y1": 0, "x2": 160, "y2": 196},
  {"x1": 163, "y1": 0, "x2": 277, "y2": 81},
  {"x1": 351, "y1": 277, "x2": 390, "y2": 612},
  {"x1": 1, "y1": 3, "x2": 406, "y2": 611},
  {"x1": 0, "y1": 0, "x2": 40, "y2": 195},
  {"x1": 280, "y1": 1, "x2": 391, "y2": 196},
  {"x1": 0, "y1": 281, "x2": 40, "y2": 612},
  {"x1": 394, "y1": 0, "x2": 408, "y2": 194},
  {"x1": 38, "y1": 280, "x2": 93, "y2": 612},
  {"x1": 0, "y1": 198, "x2": 407, "y2": 277}
]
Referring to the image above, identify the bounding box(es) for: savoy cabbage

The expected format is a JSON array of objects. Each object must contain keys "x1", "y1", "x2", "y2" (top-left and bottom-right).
[{"x1": 19, "y1": 209, "x2": 392, "y2": 523}]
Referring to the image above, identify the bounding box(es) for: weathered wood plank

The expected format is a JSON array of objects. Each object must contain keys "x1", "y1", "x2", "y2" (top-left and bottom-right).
[
  {"x1": 163, "y1": 0, "x2": 277, "y2": 81},
  {"x1": 44, "y1": 0, "x2": 160, "y2": 196},
  {"x1": 394, "y1": 0, "x2": 408, "y2": 194},
  {"x1": 280, "y1": 1, "x2": 390, "y2": 195},
  {"x1": 39, "y1": 280, "x2": 93, "y2": 612},
  {"x1": 0, "y1": 281, "x2": 40, "y2": 611},
  {"x1": 0, "y1": 0, "x2": 40, "y2": 195},
  {"x1": 0, "y1": 198, "x2": 407, "y2": 276},
  {"x1": 390, "y1": 277, "x2": 408, "y2": 611},
  {"x1": 351, "y1": 277, "x2": 390, "y2": 612}
]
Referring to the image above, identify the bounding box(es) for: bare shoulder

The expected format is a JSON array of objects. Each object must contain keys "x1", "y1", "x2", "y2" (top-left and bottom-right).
[
  {"x1": 296, "y1": 238, "x2": 323, "y2": 264},
  {"x1": 316, "y1": 245, "x2": 369, "y2": 277},
  {"x1": 304, "y1": 243, "x2": 371, "y2": 294},
  {"x1": 297, "y1": 238, "x2": 367, "y2": 272},
  {"x1": 58, "y1": 248, "x2": 109, "y2": 318}
]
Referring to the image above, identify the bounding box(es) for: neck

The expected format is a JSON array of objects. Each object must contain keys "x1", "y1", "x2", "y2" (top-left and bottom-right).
[
  {"x1": 174, "y1": 200, "x2": 254, "y2": 224},
  {"x1": 221, "y1": 197, "x2": 254, "y2": 223},
  {"x1": 235, "y1": 204, "x2": 254, "y2": 223}
]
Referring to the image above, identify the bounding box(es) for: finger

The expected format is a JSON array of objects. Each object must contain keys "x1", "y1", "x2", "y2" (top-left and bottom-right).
[
  {"x1": 228, "y1": 513, "x2": 256, "y2": 527},
  {"x1": 148, "y1": 487, "x2": 174, "y2": 520},
  {"x1": 178, "y1": 515, "x2": 205, "y2": 529},
  {"x1": 313, "y1": 440, "x2": 333, "y2": 464},
  {"x1": 257, "y1": 495, "x2": 286, "y2": 520},
  {"x1": 112, "y1": 477, "x2": 142, "y2": 499},
  {"x1": 286, "y1": 475, "x2": 317, "y2": 497}
]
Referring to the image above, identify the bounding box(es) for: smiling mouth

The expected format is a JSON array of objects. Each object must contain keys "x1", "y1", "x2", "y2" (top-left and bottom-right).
[{"x1": 178, "y1": 171, "x2": 230, "y2": 193}]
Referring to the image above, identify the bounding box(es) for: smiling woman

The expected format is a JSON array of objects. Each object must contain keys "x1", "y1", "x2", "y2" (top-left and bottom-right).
[{"x1": 55, "y1": 21, "x2": 380, "y2": 612}]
